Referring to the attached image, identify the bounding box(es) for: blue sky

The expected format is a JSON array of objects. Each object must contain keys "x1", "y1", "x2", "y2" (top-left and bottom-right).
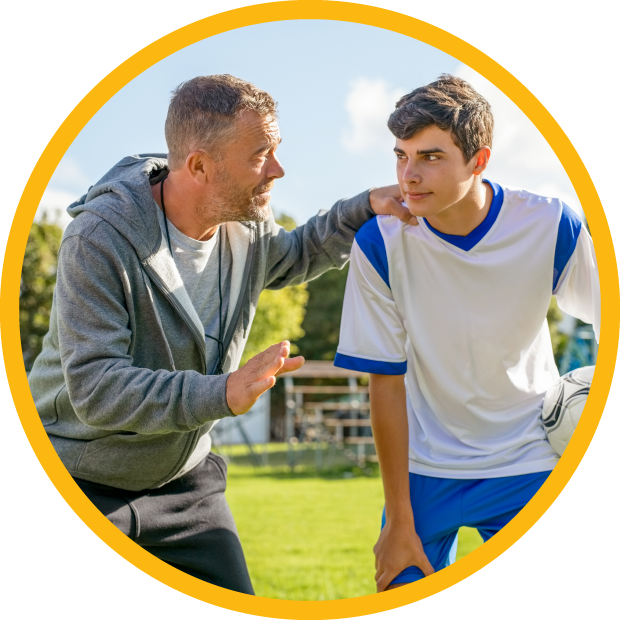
[{"x1": 40, "y1": 19, "x2": 580, "y2": 227}]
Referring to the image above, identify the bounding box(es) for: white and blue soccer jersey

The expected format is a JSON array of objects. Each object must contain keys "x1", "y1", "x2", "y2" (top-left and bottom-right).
[{"x1": 335, "y1": 181, "x2": 600, "y2": 478}]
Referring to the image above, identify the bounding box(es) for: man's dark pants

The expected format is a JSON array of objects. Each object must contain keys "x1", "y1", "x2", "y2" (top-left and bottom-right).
[{"x1": 74, "y1": 452, "x2": 254, "y2": 595}]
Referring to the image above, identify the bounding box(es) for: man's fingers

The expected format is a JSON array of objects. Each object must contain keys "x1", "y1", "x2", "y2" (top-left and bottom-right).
[
  {"x1": 251, "y1": 342, "x2": 305, "y2": 380},
  {"x1": 258, "y1": 341, "x2": 289, "y2": 366},
  {"x1": 245, "y1": 376, "x2": 276, "y2": 403},
  {"x1": 391, "y1": 198, "x2": 418, "y2": 225},
  {"x1": 274, "y1": 355, "x2": 305, "y2": 377},
  {"x1": 258, "y1": 352, "x2": 286, "y2": 379},
  {"x1": 253, "y1": 342, "x2": 290, "y2": 378},
  {"x1": 229, "y1": 343, "x2": 293, "y2": 415},
  {"x1": 369, "y1": 184, "x2": 417, "y2": 225}
]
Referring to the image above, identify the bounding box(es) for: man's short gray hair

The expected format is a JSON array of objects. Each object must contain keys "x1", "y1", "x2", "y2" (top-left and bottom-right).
[{"x1": 165, "y1": 75, "x2": 277, "y2": 170}]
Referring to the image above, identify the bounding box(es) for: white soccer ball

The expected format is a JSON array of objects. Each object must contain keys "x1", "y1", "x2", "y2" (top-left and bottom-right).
[{"x1": 542, "y1": 366, "x2": 595, "y2": 455}]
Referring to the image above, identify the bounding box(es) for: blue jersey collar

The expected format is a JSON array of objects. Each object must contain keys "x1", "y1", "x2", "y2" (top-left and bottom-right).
[{"x1": 423, "y1": 180, "x2": 504, "y2": 251}]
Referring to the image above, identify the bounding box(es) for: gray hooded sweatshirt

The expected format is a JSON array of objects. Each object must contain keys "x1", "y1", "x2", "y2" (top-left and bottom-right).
[{"x1": 28, "y1": 154, "x2": 375, "y2": 491}]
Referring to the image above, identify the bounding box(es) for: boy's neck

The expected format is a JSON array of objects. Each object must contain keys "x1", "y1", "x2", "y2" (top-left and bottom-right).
[{"x1": 425, "y1": 180, "x2": 493, "y2": 237}]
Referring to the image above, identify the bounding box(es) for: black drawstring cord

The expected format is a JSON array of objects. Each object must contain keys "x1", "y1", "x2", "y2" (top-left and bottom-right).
[
  {"x1": 160, "y1": 178, "x2": 225, "y2": 375},
  {"x1": 160, "y1": 178, "x2": 173, "y2": 256},
  {"x1": 204, "y1": 227, "x2": 224, "y2": 375}
]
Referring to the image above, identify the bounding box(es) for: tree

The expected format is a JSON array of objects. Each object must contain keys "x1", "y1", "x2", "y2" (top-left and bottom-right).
[
  {"x1": 241, "y1": 214, "x2": 309, "y2": 365},
  {"x1": 291, "y1": 264, "x2": 349, "y2": 361},
  {"x1": 547, "y1": 297, "x2": 568, "y2": 365},
  {"x1": 20, "y1": 217, "x2": 63, "y2": 371},
  {"x1": 240, "y1": 286, "x2": 309, "y2": 365}
]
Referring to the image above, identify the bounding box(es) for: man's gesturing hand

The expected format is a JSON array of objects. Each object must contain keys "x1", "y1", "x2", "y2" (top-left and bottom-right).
[
  {"x1": 226, "y1": 341, "x2": 304, "y2": 415},
  {"x1": 369, "y1": 185, "x2": 418, "y2": 226},
  {"x1": 374, "y1": 517, "x2": 434, "y2": 592}
]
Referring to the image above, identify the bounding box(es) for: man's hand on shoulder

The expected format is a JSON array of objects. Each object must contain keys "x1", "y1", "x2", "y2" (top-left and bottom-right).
[
  {"x1": 369, "y1": 185, "x2": 418, "y2": 226},
  {"x1": 226, "y1": 342, "x2": 304, "y2": 415}
]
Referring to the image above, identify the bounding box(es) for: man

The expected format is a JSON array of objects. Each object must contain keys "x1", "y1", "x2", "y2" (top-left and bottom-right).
[
  {"x1": 334, "y1": 75, "x2": 600, "y2": 591},
  {"x1": 28, "y1": 74, "x2": 412, "y2": 594}
]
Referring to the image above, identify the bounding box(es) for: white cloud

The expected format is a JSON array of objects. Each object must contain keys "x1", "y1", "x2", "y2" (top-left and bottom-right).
[
  {"x1": 342, "y1": 78, "x2": 405, "y2": 152},
  {"x1": 454, "y1": 64, "x2": 582, "y2": 214},
  {"x1": 36, "y1": 187, "x2": 80, "y2": 229}
]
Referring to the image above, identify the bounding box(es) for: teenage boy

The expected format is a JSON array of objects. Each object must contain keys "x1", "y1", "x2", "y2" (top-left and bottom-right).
[{"x1": 334, "y1": 75, "x2": 600, "y2": 591}]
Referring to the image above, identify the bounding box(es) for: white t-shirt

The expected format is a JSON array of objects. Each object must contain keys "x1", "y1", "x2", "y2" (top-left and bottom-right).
[
  {"x1": 335, "y1": 181, "x2": 600, "y2": 478},
  {"x1": 156, "y1": 208, "x2": 232, "y2": 373}
]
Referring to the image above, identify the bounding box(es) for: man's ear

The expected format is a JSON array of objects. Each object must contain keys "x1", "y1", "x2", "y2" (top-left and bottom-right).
[
  {"x1": 184, "y1": 150, "x2": 216, "y2": 185},
  {"x1": 472, "y1": 146, "x2": 491, "y2": 176}
]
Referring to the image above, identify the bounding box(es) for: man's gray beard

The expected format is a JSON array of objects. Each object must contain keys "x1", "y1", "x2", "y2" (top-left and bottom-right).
[
  {"x1": 207, "y1": 167, "x2": 272, "y2": 223},
  {"x1": 207, "y1": 195, "x2": 272, "y2": 223}
]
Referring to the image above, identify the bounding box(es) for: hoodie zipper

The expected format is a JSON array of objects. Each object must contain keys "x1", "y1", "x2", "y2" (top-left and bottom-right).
[
  {"x1": 141, "y1": 264, "x2": 209, "y2": 373},
  {"x1": 141, "y1": 224, "x2": 256, "y2": 484}
]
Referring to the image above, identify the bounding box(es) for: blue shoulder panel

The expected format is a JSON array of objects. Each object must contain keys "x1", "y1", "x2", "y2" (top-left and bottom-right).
[
  {"x1": 334, "y1": 353, "x2": 407, "y2": 375},
  {"x1": 553, "y1": 203, "x2": 582, "y2": 291},
  {"x1": 355, "y1": 217, "x2": 390, "y2": 289}
]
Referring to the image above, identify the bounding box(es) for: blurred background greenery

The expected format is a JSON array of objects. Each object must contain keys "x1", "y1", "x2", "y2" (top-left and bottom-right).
[{"x1": 20, "y1": 216, "x2": 62, "y2": 371}]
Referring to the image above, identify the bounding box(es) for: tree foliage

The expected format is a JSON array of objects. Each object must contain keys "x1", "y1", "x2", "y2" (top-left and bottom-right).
[
  {"x1": 291, "y1": 264, "x2": 349, "y2": 361},
  {"x1": 241, "y1": 286, "x2": 309, "y2": 365},
  {"x1": 20, "y1": 218, "x2": 63, "y2": 371},
  {"x1": 241, "y1": 214, "x2": 309, "y2": 365},
  {"x1": 547, "y1": 297, "x2": 568, "y2": 364}
]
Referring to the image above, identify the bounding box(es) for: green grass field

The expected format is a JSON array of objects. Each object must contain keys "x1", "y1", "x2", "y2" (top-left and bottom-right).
[{"x1": 218, "y1": 444, "x2": 483, "y2": 600}]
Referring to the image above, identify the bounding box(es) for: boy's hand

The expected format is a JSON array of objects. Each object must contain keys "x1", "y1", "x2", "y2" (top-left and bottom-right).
[
  {"x1": 369, "y1": 185, "x2": 418, "y2": 225},
  {"x1": 374, "y1": 517, "x2": 434, "y2": 592},
  {"x1": 226, "y1": 341, "x2": 304, "y2": 415}
]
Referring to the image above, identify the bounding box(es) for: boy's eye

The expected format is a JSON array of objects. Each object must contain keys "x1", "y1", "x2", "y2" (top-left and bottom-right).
[{"x1": 426, "y1": 154, "x2": 441, "y2": 161}]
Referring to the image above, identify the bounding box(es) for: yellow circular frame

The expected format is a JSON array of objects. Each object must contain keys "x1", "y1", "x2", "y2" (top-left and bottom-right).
[{"x1": 2, "y1": 1, "x2": 618, "y2": 617}]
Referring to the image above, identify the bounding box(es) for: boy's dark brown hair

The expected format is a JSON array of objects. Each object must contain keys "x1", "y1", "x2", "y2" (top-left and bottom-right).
[{"x1": 387, "y1": 74, "x2": 493, "y2": 162}]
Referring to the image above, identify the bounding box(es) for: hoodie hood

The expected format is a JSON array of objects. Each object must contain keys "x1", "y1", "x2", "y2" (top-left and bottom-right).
[{"x1": 67, "y1": 154, "x2": 168, "y2": 261}]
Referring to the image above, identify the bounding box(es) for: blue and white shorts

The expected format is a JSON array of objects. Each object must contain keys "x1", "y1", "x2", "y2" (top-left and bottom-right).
[{"x1": 381, "y1": 470, "x2": 552, "y2": 585}]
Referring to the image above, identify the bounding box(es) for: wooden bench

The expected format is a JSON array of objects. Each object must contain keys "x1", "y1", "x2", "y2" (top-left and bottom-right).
[{"x1": 282, "y1": 361, "x2": 374, "y2": 467}]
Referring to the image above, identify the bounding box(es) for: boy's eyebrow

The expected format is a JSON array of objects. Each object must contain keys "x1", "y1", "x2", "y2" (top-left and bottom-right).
[
  {"x1": 417, "y1": 147, "x2": 446, "y2": 155},
  {"x1": 393, "y1": 147, "x2": 447, "y2": 155}
]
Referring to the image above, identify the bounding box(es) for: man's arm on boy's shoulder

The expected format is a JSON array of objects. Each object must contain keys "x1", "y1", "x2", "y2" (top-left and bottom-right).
[
  {"x1": 262, "y1": 185, "x2": 413, "y2": 289},
  {"x1": 370, "y1": 374, "x2": 434, "y2": 592}
]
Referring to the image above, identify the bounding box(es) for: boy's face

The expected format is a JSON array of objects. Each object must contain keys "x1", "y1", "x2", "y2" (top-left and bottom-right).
[{"x1": 395, "y1": 125, "x2": 487, "y2": 219}]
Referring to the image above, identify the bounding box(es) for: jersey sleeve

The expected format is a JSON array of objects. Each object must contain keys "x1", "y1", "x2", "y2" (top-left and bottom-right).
[
  {"x1": 334, "y1": 222, "x2": 408, "y2": 375},
  {"x1": 553, "y1": 215, "x2": 600, "y2": 343}
]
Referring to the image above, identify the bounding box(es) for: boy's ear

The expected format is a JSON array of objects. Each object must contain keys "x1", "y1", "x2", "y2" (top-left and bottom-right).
[{"x1": 472, "y1": 146, "x2": 491, "y2": 176}]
